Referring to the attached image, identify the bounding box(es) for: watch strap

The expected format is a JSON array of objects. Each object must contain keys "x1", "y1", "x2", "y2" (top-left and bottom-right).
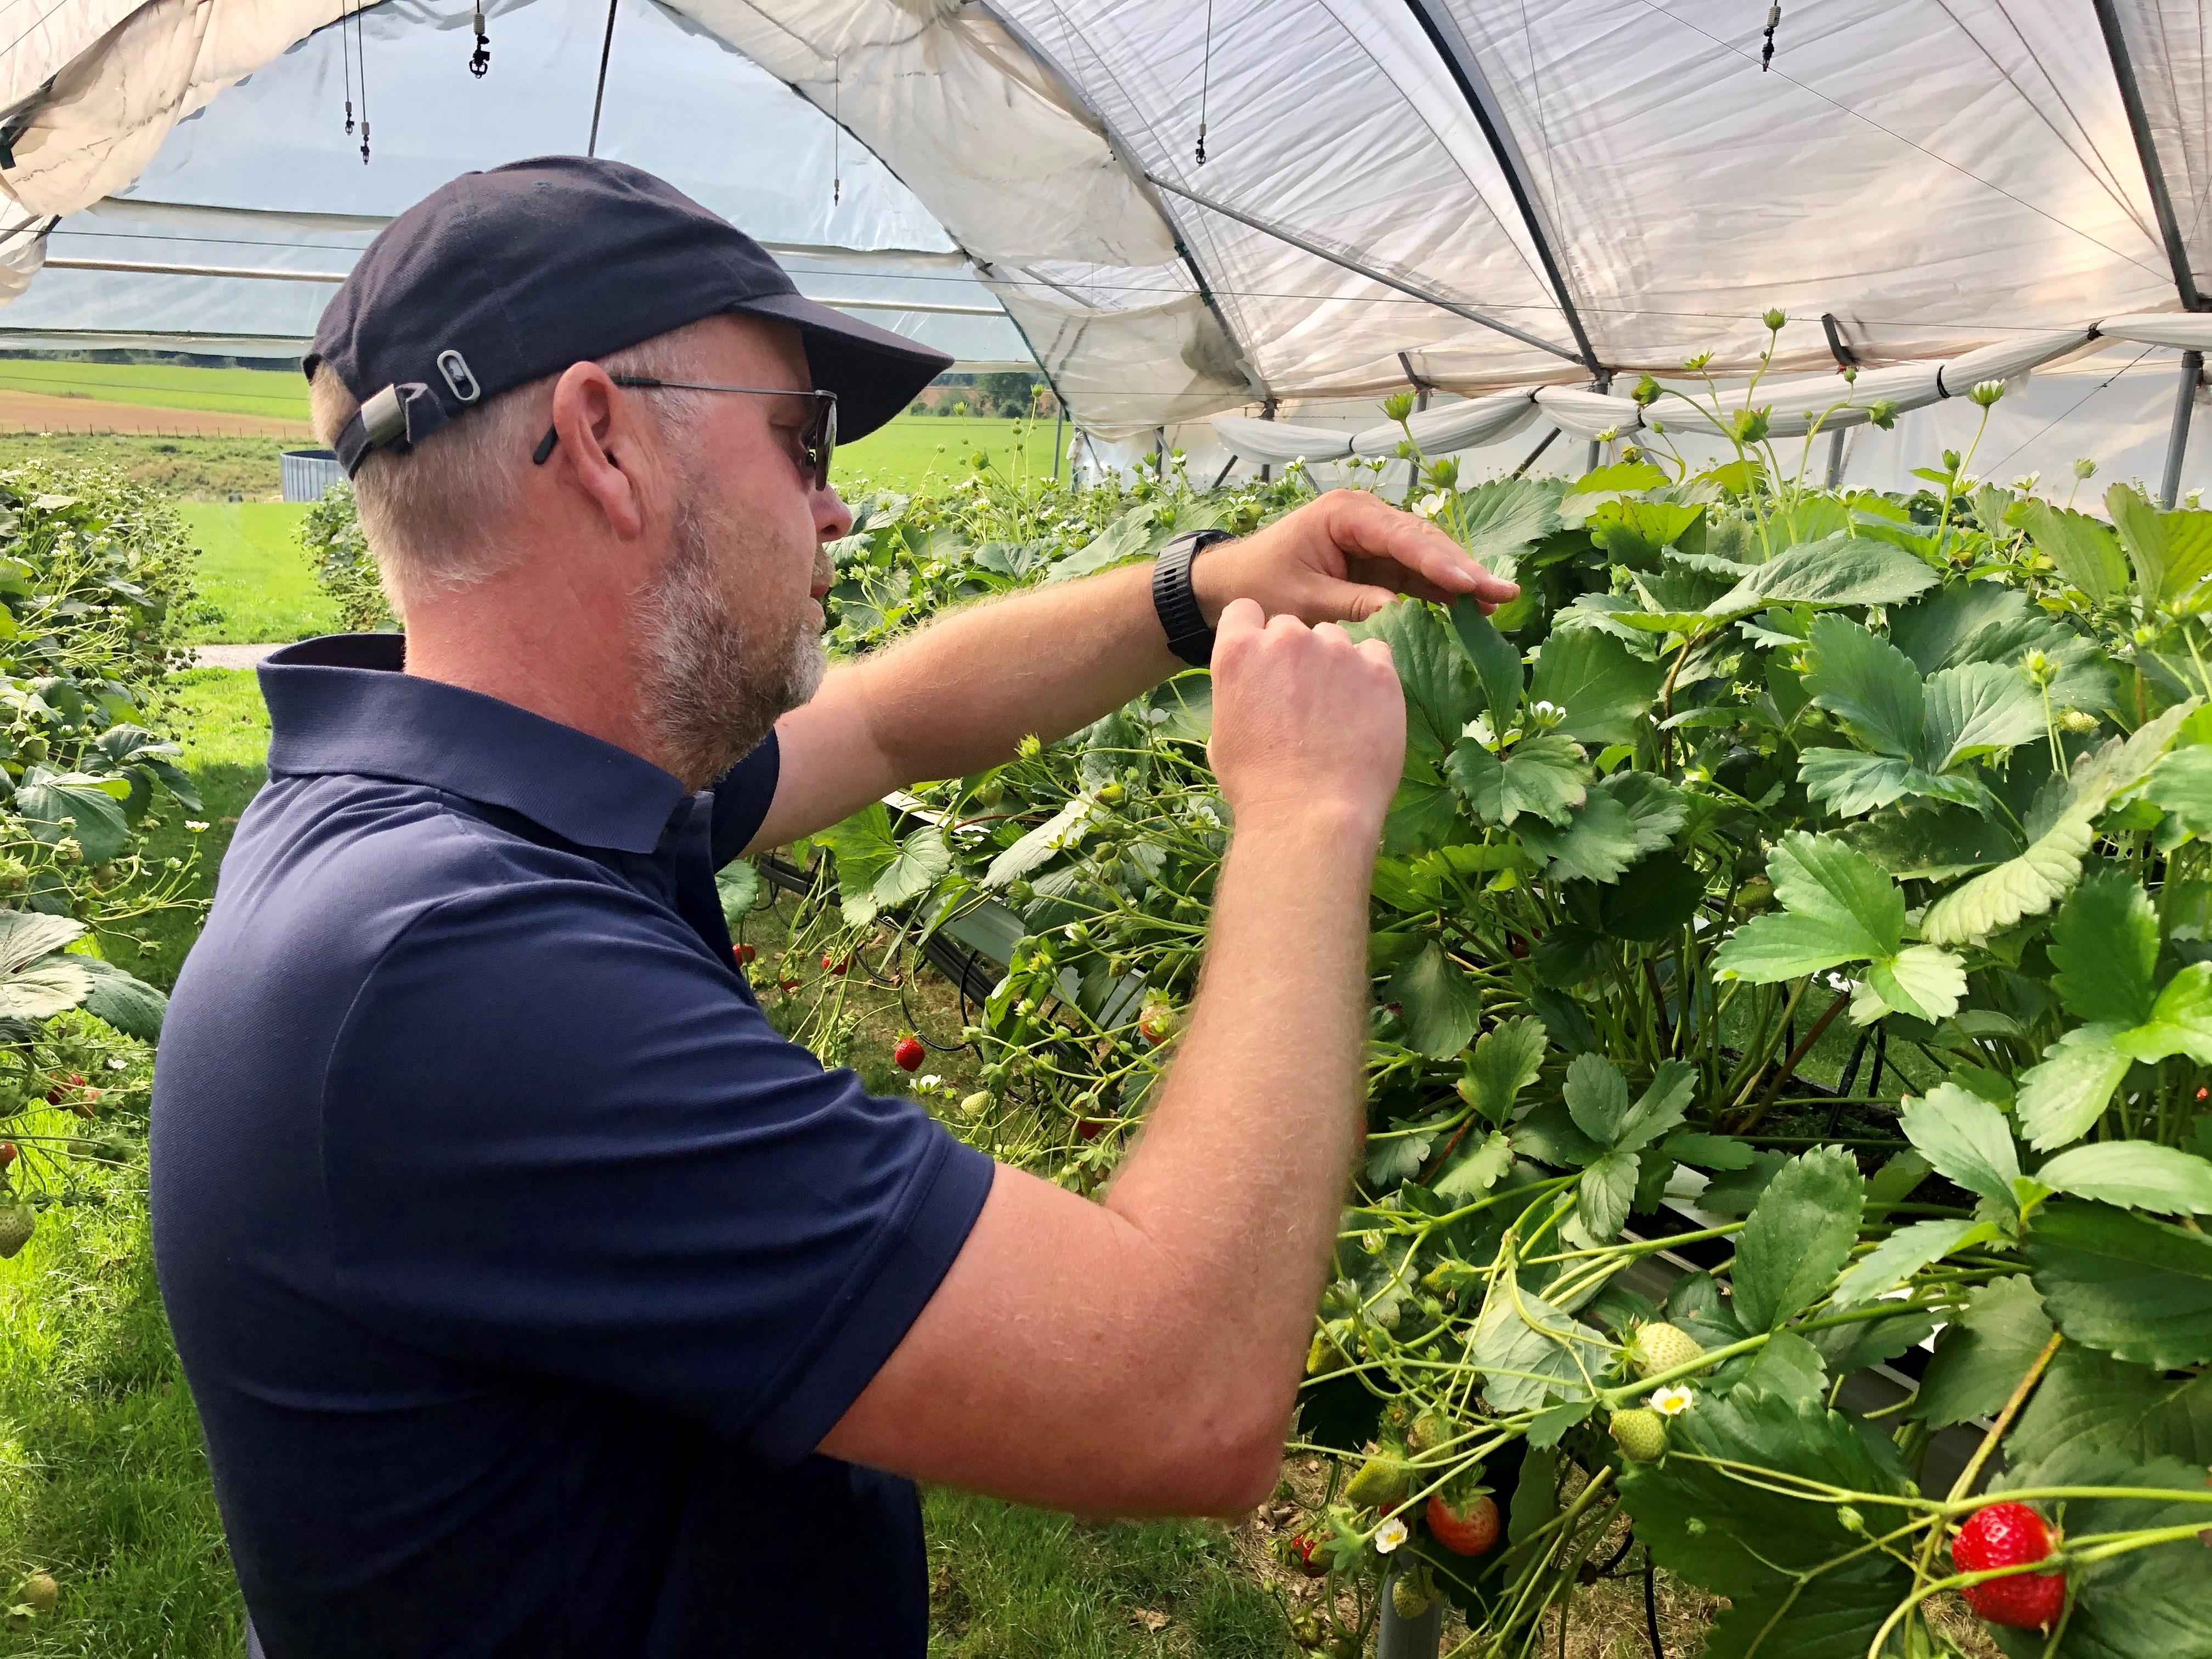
[{"x1": 1152, "y1": 529, "x2": 1233, "y2": 667}]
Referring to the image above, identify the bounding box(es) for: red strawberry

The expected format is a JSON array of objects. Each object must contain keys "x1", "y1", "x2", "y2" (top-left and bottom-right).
[
  {"x1": 0, "y1": 1141, "x2": 14, "y2": 1169},
  {"x1": 778, "y1": 976, "x2": 801, "y2": 992},
  {"x1": 1075, "y1": 1117, "x2": 1113, "y2": 1141},
  {"x1": 1426, "y1": 1492, "x2": 1500, "y2": 1557},
  {"x1": 732, "y1": 943, "x2": 756, "y2": 965},
  {"x1": 1136, "y1": 999, "x2": 1179, "y2": 1046},
  {"x1": 821, "y1": 953, "x2": 849, "y2": 977},
  {"x1": 893, "y1": 1035, "x2": 926, "y2": 1072},
  {"x1": 1953, "y1": 1502, "x2": 2066, "y2": 1630},
  {"x1": 1287, "y1": 1533, "x2": 1330, "y2": 1578}
]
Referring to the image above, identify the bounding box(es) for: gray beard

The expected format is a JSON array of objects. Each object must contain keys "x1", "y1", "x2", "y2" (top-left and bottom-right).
[{"x1": 636, "y1": 494, "x2": 826, "y2": 791}]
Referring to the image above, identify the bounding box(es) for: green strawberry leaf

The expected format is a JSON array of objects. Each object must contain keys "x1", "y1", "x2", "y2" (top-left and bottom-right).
[
  {"x1": 2109, "y1": 960, "x2": 2212, "y2": 1063},
  {"x1": 2009, "y1": 1340, "x2": 2212, "y2": 1468},
  {"x1": 1616, "y1": 1060, "x2": 1697, "y2": 1153},
  {"x1": 2108, "y1": 481, "x2": 2212, "y2": 607},
  {"x1": 2015, "y1": 1027, "x2": 2133, "y2": 1151},
  {"x1": 1912, "y1": 1274, "x2": 2053, "y2": 1427},
  {"x1": 1832, "y1": 1216, "x2": 1998, "y2": 1307},
  {"x1": 872, "y1": 826, "x2": 950, "y2": 914},
  {"x1": 1432, "y1": 1130, "x2": 1516, "y2": 1201},
  {"x1": 1447, "y1": 733, "x2": 1588, "y2": 827},
  {"x1": 0, "y1": 956, "x2": 93, "y2": 1022},
  {"x1": 1731, "y1": 1147, "x2": 1865, "y2": 1332},
  {"x1": 2141, "y1": 743, "x2": 2212, "y2": 837},
  {"x1": 2048, "y1": 867, "x2": 2160, "y2": 1026},
  {"x1": 1525, "y1": 629, "x2": 1663, "y2": 747},
  {"x1": 1359, "y1": 599, "x2": 1480, "y2": 761},
  {"x1": 1618, "y1": 1387, "x2": 1915, "y2": 1601},
  {"x1": 1798, "y1": 749, "x2": 1980, "y2": 816},
  {"x1": 1453, "y1": 474, "x2": 1561, "y2": 575},
  {"x1": 1802, "y1": 614, "x2": 1923, "y2": 758},
  {"x1": 1899, "y1": 1084, "x2": 2022, "y2": 1212},
  {"x1": 1711, "y1": 832, "x2": 1903, "y2": 982},
  {"x1": 74, "y1": 956, "x2": 165, "y2": 1041},
  {"x1": 2035, "y1": 1141, "x2": 2212, "y2": 1215},
  {"x1": 1577, "y1": 1149, "x2": 1639, "y2": 1242},
  {"x1": 1563, "y1": 1052, "x2": 1632, "y2": 1145},
  {"x1": 1920, "y1": 661, "x2": 2045, "y2": 770},
  {"x1": 1468, "y1": 1284, "x2": 1610, "y2": 1412},
  {"x1": 1851, "y1": 943, "x2": 1967, "y2": 1025},
  {"x1": 1448, "y1": 597, "x2": 1522, "y2": 730},
  {"x1": 1706, "y1": 534, "x2": 1940, "y2": 619},
  {"x1": 1461, "y1": 1016, "x2": 1547, "y2": 1126},
  {"x1": 0, "y1": 910, "x2": 86, "y2": 977},
  {"x1": 1386, "y1": 940, "x2": 1483, "y2": 1060},
  {"x1": 2010, "y1": 496, "x2": 2126, "y2": 603},
  {"x1": 2027, "y1": 1201, "x2": 2212, "y2": 1369},
  {"x1": 1516, "y1": 788, "x2": 1639, "y2": 882}
]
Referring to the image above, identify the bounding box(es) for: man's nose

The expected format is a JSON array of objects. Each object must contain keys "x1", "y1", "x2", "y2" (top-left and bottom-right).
[{"x1": 816, "y1": 486, "x2": 854, "y2": 542}]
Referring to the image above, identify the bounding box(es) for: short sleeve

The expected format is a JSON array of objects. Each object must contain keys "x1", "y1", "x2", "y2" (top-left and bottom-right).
[
  {"x1": 710, "y1": 731, "x2": 781, "y2": 865},
  {"x1": 318, "y1": 854, "x2": 994, "y2": 1463}
]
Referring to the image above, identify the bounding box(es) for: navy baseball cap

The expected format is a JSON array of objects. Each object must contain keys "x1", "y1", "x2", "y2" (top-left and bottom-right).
[{"x1": 307, "y1": 155, "x2": 956, "y2": 477}]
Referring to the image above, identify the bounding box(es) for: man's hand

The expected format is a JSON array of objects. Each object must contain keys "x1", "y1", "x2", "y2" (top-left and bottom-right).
[
  {"x1": 1206, "y1": 598, "x2": 1406, "y2": 834},
  {"x1": 1191, "y1": 487, "x2": 1520, "y2": 627}
]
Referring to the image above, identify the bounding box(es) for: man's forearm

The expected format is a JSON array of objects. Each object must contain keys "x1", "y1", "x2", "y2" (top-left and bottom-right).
[
  {"x1": 1100, "y1": 803, "x2": 1378, "y2": 1447},
  {"x1": 839, "y1": 560, "x2": 1183, "y2": 787}
]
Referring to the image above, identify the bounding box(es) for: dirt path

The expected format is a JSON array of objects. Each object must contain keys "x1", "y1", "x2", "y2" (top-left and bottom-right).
[{"x1": 0, "y1": 388, "x2": 311, "y2": 439}]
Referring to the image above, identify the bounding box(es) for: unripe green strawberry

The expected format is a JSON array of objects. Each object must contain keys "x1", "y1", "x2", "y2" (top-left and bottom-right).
[
  {"x1": 1610, "y1": 1408, "x2": 1668, "y2": 1463},
  {"x1": 958, "y1": 1091, "x2": 992, "y2": 1117},
  {"x1": 1628, "y1": 1321, "x2": 1705, "y2": 1379},
  {"x1": 1389, "y1": 1568, "x2": 1435, "y2": 1620},
  {"x1": 1405, "y1": 1410, "x2": 1457, "y2": 1456},
  {"x1": 19, "y1": 1573, "x2": 55, "y2": 1613},
  {"x1": 0, "y1": 1203, "x2": 32, "y2": 1260},
  {"x1": 1344, "y1": 1453, "x2": 1410, "y2": 1512}
]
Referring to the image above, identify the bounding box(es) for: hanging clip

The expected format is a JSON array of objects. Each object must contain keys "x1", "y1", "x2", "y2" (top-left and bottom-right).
[
  {"x1": 470, "y1": 3, "x2": 490, "y2": 76},
  {"x1": 360, "y1": 119, "x2": 371, "y2": 165},
  {"x1": 1194, "y1": 120, "x2": 1207, "y2": 166},
  {"x1": 1761, "y1": 3, "x2": 1781, "y2": 70}
]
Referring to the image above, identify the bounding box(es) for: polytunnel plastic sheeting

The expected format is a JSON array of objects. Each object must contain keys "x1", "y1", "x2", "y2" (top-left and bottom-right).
[
  {"x1": 1210, "y1": 414, "x2": 1355, "y2": 464},
  {"x1": 2102, "y1": 0, "x2": 2212, "y2": 301},
  {"x1": 0, "y1": 0, "x2": 1035, "y2": 368},
  {"x1": 3, "y1": 0, "x2": 2212, "y2": 453},
  {"x1": 1429, "y1": 0, "x2": 2177, "y2": 377}
]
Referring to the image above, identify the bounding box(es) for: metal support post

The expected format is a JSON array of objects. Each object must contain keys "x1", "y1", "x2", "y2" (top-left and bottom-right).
[
  {"x1": 1824, "y1": 425, "x2": 1848, "y2": 489},
  {"x1": 2163, "y1": 348, "x2": 2202, "y2": 507},
  {"x1": 1051, "y1": 404, "x2": 1065, "y2": 483}
]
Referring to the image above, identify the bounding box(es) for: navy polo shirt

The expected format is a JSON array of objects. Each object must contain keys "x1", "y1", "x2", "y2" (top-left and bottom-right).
[{"x1": 150, "y1": 635, "x2": 995, "y2": 1659}]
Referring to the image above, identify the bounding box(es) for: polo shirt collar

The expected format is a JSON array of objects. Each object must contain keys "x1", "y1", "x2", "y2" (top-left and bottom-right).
[{"x1": 258, "y1": 634, "x2": 691, "y2": 855}]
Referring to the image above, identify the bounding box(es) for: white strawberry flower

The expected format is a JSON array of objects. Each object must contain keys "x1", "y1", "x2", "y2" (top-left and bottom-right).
[
  {"x1": 185, "y1": 820, "x2": 209, "y2": 833},
  {"x1": 1413, "y1": 492, "x2": 1448, "y2": 520},
  {"x1": 1374, "y1": 1516, "x2": 1409, "y2": 1553},
  {"x1": 1649, "y1": 1384, "x2": 1696, "y2": 1417}
]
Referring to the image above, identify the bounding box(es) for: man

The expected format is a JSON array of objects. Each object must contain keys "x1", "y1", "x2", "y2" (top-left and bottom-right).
[{"x1": 150, "y1": 156, "x2": 1514, "y2": 1658}]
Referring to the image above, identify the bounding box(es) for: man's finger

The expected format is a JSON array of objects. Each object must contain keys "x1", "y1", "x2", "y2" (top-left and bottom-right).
[
  {"x1": 1214, "y1": 595, "x2": 1266, "y2": 646},
  {"x1": 1328, "y1": 493, "x2": 1519, "y2": 603}
]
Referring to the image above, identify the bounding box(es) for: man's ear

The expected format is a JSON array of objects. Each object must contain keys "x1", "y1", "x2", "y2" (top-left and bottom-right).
[{"x1": 546, "y1": 363, "x2": 650, "y2": 540}]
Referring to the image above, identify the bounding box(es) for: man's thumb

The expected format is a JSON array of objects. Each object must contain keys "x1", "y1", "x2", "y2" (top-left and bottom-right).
[{"x1": 1330, "y1": 582, "x2": 1401, "y2": 622}]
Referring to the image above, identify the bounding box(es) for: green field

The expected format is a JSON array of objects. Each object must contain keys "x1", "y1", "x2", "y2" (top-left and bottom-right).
[
  {"x1": 173, "y1": 504, "x2": 335, "y2": 645},
  {"x1": 839, "y1": 414, "x2": 1068, "y2": 491},
  {"x1": 0, "y1": 359, "x2": 308, "y2": 422}
]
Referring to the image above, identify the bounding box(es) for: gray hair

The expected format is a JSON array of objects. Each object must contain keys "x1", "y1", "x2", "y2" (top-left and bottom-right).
[{"x1": 307, "y1": 324, "x2": 713, "y2": 618}]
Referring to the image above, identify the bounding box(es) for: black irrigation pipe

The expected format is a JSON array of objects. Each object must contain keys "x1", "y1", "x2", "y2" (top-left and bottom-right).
[{"x1": 755, "y1": 851, "x2": 1002, "y2": 1007}]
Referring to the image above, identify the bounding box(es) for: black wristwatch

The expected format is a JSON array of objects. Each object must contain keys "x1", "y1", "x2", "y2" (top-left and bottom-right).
[{"x1": 1152, "y1": 529, "x2": 1235, "y2": 667}]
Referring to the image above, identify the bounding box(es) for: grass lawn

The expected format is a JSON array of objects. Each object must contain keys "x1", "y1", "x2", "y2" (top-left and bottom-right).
[
  {"x1": 0, "y1": 362, "x2": 307, "y2": 424},
  {"x1": 172, "y1": 505, "x2": 334, "y2": 645},
  {"x1": 840, "y1": 414, "x2": 1069, "y2": 493},
  {"x1": 3, "y1": 669, "x2": 1295, "y2": 1658}
]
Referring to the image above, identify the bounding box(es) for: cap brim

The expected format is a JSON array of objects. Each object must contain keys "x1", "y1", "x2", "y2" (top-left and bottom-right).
[{"x1": 733, "y1": 291, "x2": 958, "y2": 443}]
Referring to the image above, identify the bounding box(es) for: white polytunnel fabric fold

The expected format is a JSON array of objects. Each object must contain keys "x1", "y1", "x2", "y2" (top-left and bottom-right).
[
  {"x1": 1, "y1": 0, "x2": 2211, "y2": 491},
  {"x1": 1209, "y1": 415, "x2": 1353, "y2": 465},
  {"x1": 2099, "y1": 314, "x2": 2212, "y2": 351},
  {"x1": 1350, "y1": 390, "x2": 1541, "y2": 458}
]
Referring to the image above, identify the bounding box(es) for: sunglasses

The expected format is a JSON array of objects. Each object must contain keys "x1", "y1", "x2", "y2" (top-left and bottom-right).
[{"x1": 531, "y1": 375, "x2": 838, "y2": 490}]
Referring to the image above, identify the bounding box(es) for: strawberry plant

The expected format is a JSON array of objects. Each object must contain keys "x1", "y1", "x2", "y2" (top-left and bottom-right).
[
  {"x1": 0, "y1": 464, "x2": 202, "y2": 1252},
  {"x1": 773, "y1": 319, "x2": 2212, "y2": 1657}
]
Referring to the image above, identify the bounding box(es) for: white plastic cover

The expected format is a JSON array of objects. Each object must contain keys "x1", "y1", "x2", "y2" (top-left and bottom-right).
[{"x1": 3, "y1": 0, "x2": 2212, "y2": 486}]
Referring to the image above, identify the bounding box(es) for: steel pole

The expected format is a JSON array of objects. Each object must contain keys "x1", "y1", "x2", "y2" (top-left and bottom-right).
[
  {"x1": 2163, "y1": 349, "x2": 2202, "y2": 507},
  {"x1": 1825, "y1": 424, "x2": 1847, "y2": 489}
]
